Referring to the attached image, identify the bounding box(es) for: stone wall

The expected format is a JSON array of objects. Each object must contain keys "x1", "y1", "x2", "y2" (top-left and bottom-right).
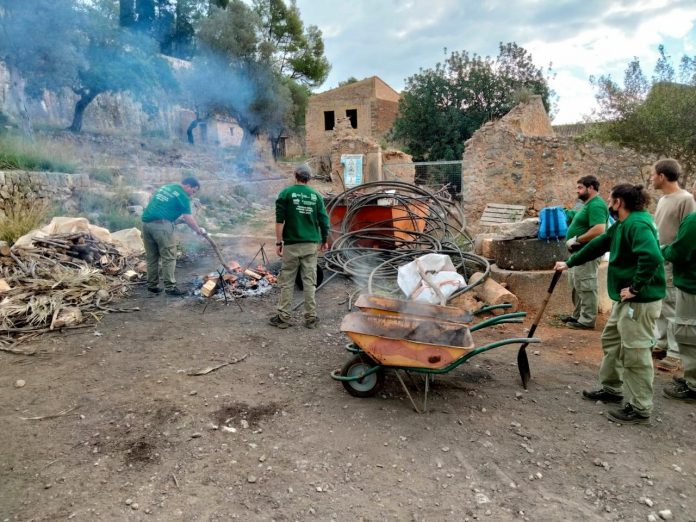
[
  {"x1": 461, "y1": 96, "x2": 654, "y2": 232},
  {"x1": 0, "y1": 170, "x2": 89, "y2": 217}
]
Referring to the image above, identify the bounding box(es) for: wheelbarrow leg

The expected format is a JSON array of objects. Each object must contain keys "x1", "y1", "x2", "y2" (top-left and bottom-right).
[
  {"x1": 395, "y1": 370, "x2": 423, "y2": 414},
  {"x1": 423, "y1": 374, "x2": 430, "y2": 413}
]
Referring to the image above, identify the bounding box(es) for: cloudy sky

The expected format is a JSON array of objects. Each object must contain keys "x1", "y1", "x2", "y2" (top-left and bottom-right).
[{"x1": 294, "y1": 0, "x2": 696, "y2": 124}]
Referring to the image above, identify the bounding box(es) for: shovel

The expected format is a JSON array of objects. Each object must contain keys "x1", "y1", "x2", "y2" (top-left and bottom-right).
[{"x1": 517, "y1": 270, "x2": 562, "y2": 388}]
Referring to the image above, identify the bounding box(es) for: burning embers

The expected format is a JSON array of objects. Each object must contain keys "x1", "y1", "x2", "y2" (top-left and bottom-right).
[{"x1": 193, "y1": 261, "x2": 278, "y2": 299}]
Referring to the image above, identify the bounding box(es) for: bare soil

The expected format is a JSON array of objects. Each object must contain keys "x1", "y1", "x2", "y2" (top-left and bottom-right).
[{"x1": 2, "y1": 240, "x2": 696, "y2": 522}]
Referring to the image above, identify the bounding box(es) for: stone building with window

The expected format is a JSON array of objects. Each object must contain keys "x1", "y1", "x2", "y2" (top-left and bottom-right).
[{"x1": 305, "y1": 76, "x2": 400, "y2": 157}]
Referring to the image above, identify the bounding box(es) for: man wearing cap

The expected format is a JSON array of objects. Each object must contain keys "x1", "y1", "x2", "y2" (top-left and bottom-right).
[
  {"x1": 141, "y1": 177, "x2": 207, "y2": 297},
  {"x1": 269, "y1": 165, "x2": 329, "y2": 329}
]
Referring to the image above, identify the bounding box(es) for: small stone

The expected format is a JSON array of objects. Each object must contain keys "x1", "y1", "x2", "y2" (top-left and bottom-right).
[
  {"x1": 533, "y1": 350, "x2": 540, "y2": 356},
  {"x1": 535, "y1": 472, "x2": 543, "y2": 480},
  {"x1": 515, "y1": 392, "x2": 523, "y2": 399},
  {"x1": 131, "y1": 503, "x2": 139, "y2": 510},
  {"x1": 658, "y1": 510, "x2": 673, "y2": 520},
  {"x1": 43, "y1": 483, "x2": 52, "y2": 489},
  {"x1": 648, "y1": 514, "x2": 658, "y2": 522},
  {"x1": 247, "y1": 475, "x2": 257, "y2": 484},
  {"x1": 316, "y1": 486, "x2": 323, "y2": 492},
  {"x1": 125, "y1": 498, "x2": 133, "y2": 506},
  {"x1": 640, "y1": 497, "x2": 654, "y2": 507},
  {"x1": 14, "y1": 379, "x2": 26, "y2": 388},
  {"x1": 241, "y1": 420, "x2": 250, "y2": 429},
  {"x1": 190, "y1": 432, "x2": 202, "y2": 439},
  {"x1": 441, "y1": 446, "x2": 450, "y2": 452},
  {"x1": 259, "y1": 455, "x2": 267, "y2": 463},
  {"x1": 189, "y1": 390, "x2": 197, "y2": 396}
]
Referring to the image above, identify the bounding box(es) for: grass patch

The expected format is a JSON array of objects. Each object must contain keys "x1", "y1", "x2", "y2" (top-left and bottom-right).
[
  {"x1": 0, "y1": 193, "x2": 50, "y2": 244},
  {"x1": 88, "y1": 167, "x2": 117, "y2": 185},
  {"x1": 0, "y1": 133, "x2": 76, "y2": 173},
  {"x1": 76, "y1": 189, "x2": 141, "y2": 232}
]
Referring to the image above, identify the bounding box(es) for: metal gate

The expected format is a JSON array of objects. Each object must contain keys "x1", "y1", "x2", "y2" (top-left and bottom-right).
[{"x1": 383, "y1": 160, "x2": 462, "y2": 195}]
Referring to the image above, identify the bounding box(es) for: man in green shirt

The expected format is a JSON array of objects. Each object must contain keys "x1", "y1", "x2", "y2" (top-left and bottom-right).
[
  {"x1": 141, "y1": 177, "x2": 207, "y2": 296},
  {"x1": 555, "y1": 183, "x2": 666, "y2": 424},
  {"x1": 562, "y1": 175, "x2": 609, "y2": 329},
  {"x1": 661, "y1": 180, "x2": 696, "y2": 401},
  {"x1": 269, "y1": 165, "x2": 329, "y2": 329}
]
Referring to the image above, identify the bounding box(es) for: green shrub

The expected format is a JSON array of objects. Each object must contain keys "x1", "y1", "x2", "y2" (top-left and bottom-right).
[
  {"x1": 0, "y1": 134, "x2": 76, "y2": 173},
  {"x1": 0, "y1": 193, "x2": 50, "y2": 244},
  {"x1": 89, "y1": 167, "x2": 116, "y2": 185}
]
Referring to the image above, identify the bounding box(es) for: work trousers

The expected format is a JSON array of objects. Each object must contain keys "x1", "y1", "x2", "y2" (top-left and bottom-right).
[
  {"x1": 655, "y1": 262, "x2": 679, "y2": 357},
  {"x1": 277, "y1": 243, "x2": 318, "y2": 321},
  {"x1": 599, "y1": 300, "x2": 661, "y2": 415},
  {"x1": 142, "y1": 221, "x2": 177, "y2": 290},
  {"x1": 675, "y1": 288, "x2": 696, "y2": 392},
  {"x1": 567, "y1": 258, "x2": 600, "y2": 327}
]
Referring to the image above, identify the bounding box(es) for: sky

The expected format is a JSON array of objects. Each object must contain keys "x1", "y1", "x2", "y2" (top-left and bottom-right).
[{"x1": 294, "y1": 0, "x2": 696, "y2": 124}]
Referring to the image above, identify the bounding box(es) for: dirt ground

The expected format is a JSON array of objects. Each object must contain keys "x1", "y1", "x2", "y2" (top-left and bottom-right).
[{"x1": 2, "y1": 239, "x2": 696, "y2": 522}]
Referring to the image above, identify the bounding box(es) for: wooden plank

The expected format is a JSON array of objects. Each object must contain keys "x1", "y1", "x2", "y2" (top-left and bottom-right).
[{"x1": 485, "y1": 203, "x2": 527, "y2": 210}]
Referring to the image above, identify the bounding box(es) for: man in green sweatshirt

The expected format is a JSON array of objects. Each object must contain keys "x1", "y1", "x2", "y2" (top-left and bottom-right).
[
  {"x1": 563, "y1": 175, "x2": 609, "y2": 330},
  {"x1": 661, "y1": 180, "x2": 696, "y2": 401},
  {"x1": 555, "y1": 183, "x2": 666, "y2": 424},
  {"x1": 269, "y1": 165, "x2": 329, "y2": 329}
]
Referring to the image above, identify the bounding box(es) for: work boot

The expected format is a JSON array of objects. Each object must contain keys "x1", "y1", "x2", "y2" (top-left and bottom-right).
[
  {"x1": 607, "y1": 403, "x2": 650, "y2": 425},
  {"x1": 165, "y1": 287, "x2": 187, "y2": 297},
  {"x1": 662, "y1": 381, "x2": 696, "y2": 403},
  {"x1": 655, "y1": 356, "x2": 681, "y2": 373},
  {"x1": 651, "y1": 346, "x2": 668, "y2": 360},
  {"x1": 560, "y1": 315, "x2": 577, "y2": 323},
  {"x1": 304, "y1": 317, "x2": 319, "y2": 329},
  {"x1": 268, "y1": 314, "x2": 291, "y2": 329},
  {"x1": 567, "y1": 320, "x2": 594, "y2": 330},
  {"x1": 147, "y1": 287, "x2": 162, "y2": 294},
  {"x1": 582, "y1": 389, "x2": 623, "y2": 403}
]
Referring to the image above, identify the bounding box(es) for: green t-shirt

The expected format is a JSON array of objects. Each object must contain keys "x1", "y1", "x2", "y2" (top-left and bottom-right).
[
  {"x1": 662, "y1": 212, "x2": 696, "y2": 294},
  {"x1": 142, "y1": 184, "x2": 192, "y2": 223},
  {"x1": 566, "y1": 195, "x2": 609, "y2": 239},
  {"x1": 567, "y1": 210, "x2": 665, "y2": 302},
  {"x1": 275, "y1": 184, "x2": 329, "y2": 244}
]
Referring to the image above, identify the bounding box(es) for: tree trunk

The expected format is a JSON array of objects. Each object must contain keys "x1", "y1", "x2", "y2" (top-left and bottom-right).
[
  {"x1": 119, "y1": 0, "x2": 136, "y2": 27},
  {"x1": 68, "y1": 91, "x2": 99, "y2": 133},
  {"x1": 8, "y1": 67, "x2": 34, "y2": 141}
]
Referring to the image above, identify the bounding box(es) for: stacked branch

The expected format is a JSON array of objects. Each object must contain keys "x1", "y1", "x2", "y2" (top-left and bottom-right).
[{"x1": 0, "y1": 232, "x2": 141, "y2": 352}]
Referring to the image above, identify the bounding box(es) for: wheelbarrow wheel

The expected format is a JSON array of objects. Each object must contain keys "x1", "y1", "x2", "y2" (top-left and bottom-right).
[{"x1": 340, "y1": 354, "x2": 385, "y2": 398}]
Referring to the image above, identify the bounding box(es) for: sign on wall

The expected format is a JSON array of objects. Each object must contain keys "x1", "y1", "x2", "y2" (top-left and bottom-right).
[{"x1": 340, "y1": 154, "x2": 364, "y2": 188}]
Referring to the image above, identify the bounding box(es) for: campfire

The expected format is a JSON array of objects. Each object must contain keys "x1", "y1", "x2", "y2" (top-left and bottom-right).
[{"x1": 194, "y1": 261, "x2": 278, "y2": 299}]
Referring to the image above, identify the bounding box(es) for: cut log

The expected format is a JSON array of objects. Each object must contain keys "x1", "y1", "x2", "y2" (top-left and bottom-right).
[
  {"x1": 201, "y1": 279, "x2": 218, "y2": 297},
  {"x1": 0, "y1": 278, "x2": 11, "y2": 293},
  {"x1": 243, "y1": 269, "x2": 262, "y2": 280},
  {"x1": 469, "y1": 272, "x2": 519, "y2": 315},
  {"x1": 0, "y1": 241, "x2": 11, "y2": 257},
  {"x1": 123, "y1": 270, "x2": 139, "y2": 281}
]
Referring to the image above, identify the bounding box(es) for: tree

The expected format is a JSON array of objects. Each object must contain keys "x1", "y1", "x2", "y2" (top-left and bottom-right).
[
  {"x1": 189, "y1": 0, "x2": 326, "y2": 159},
  {"x1": 0, "y1": 0, "x2": 85, "y2": 136},
  {"x1": 253, "y1": 0, "x2": 330, "y2": 87},
  {"x1": 0, "y1": 0, "x2": 177, "y2": 134},
  {"x1": 590, "y1": 46, "x2": 696, "y2": 184},
  {"x1": 391, "y1": 43, "x2": 553, "y2": 161}
]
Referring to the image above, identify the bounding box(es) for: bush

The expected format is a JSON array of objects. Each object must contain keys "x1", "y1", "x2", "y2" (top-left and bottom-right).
[
  {"x1": 76, "y1": 190, "x2": 139, "y2": 232},
  {"x1": 88, "y1": 168, "x2": 116, "y2": 185},
  {"x1": 0, "y1": 193, "x2": 50, "y2": 244},
  {"x1": 0, "y1": 134, "x2": 76, "y2": 173}
]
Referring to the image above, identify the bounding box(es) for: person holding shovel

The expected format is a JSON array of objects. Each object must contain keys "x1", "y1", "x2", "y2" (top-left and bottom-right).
[
  {"x1": 269, "y1": 165, "x2": 329, "y2": 329},
  {"x1": 141, "y1": 177, "x2": 207, "y2": 297},
  {"x1": 554, "y1": 183, "x2": 665, "y2": 424}
]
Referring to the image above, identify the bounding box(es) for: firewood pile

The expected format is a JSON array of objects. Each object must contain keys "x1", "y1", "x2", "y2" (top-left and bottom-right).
[
  {"x1": 0, "y1": 232, "x2": 142, "y2": 354},
  {"x1": 196, "y1": 261, "x2": 278, "y2": 299}
]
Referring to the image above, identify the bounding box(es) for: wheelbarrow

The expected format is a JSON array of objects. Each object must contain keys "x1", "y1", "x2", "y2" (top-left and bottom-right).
[{"x1": 330, "y1": 294, "x2": 540, "y2": 412}]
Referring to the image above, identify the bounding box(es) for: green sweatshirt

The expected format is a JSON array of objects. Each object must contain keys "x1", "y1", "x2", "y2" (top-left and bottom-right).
[
  {"x1": 275, "y1": 184, "x2": 329, "y2": 244},
  {"x1": 662, "y1": 212, "x2": 696, "y2": 294},
  {"x1": 567, "y1": 210, "x2": 665, "y2": 302}
]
